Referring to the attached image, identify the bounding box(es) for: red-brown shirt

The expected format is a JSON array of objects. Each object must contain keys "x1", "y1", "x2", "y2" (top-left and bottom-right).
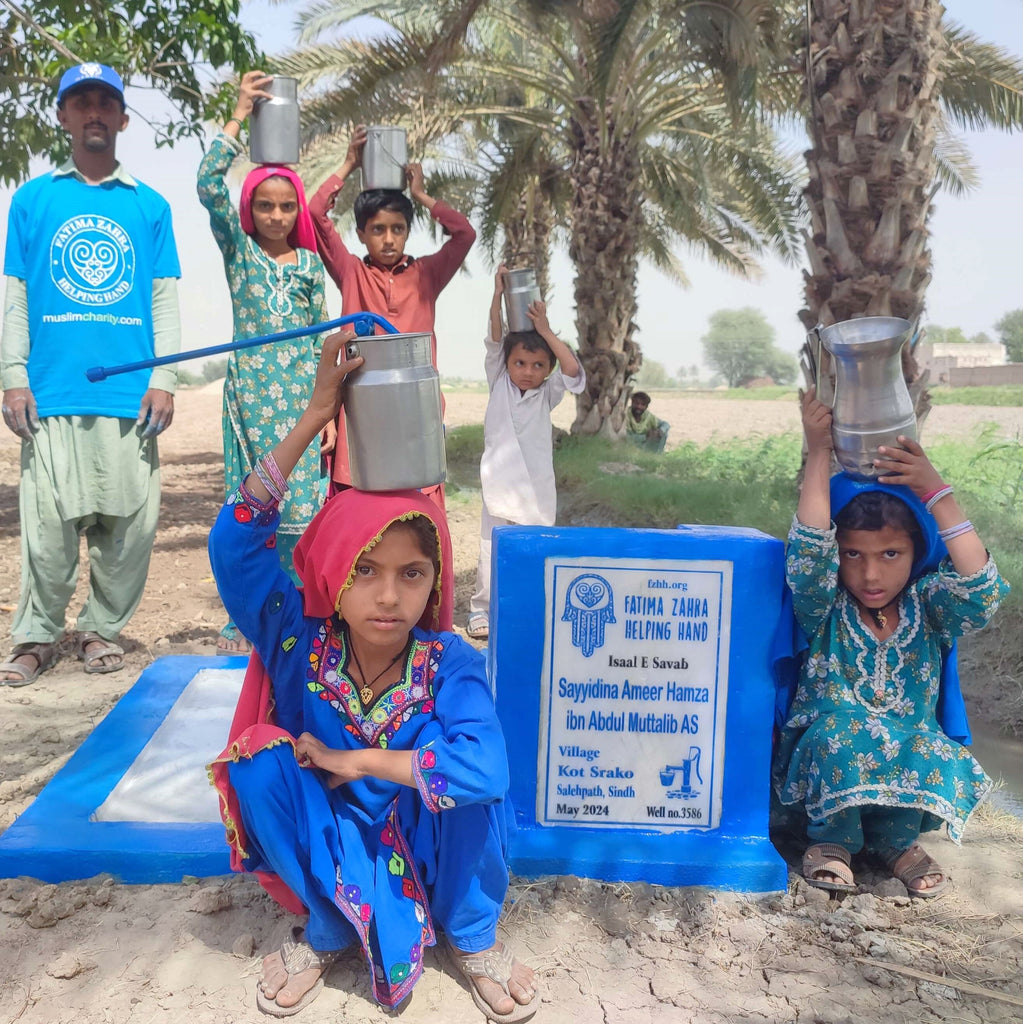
[{"x1": 309, "y1": 174, "x2": 476, "y2": 488}]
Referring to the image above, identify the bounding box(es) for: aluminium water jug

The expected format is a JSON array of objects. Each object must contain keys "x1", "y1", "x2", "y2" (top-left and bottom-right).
[
  {"x1": 362, "y1": 126, "x2": 408, "y2": 191},
  {"x1": 343, "y1": 332, "x2": 446, "y2": 491},
  {"x1": 501, "y1": 267, "x2": 541, "y2": 333},
  {"x1": 249, "y1": 76, "x2": 301, "y2": 165},
  {"x1": 809, "y1": 316, "x2": 917, "y2": 480}
]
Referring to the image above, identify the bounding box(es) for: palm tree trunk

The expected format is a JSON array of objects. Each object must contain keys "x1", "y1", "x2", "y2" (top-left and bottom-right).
[
  {"x1": 501, "y1": 184, "x2": 555, "y2": 297},
  {"x1": 568, "y1": 110, "x2": 643, "y2": 437},
  {"x1": 801, "y1": 0, "x2": 945, "y2": 426}
]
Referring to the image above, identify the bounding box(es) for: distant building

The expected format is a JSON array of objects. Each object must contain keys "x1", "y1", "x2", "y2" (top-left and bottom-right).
[{"x1": 917, "y1": 340, "x2": 1006, "y2": 384}]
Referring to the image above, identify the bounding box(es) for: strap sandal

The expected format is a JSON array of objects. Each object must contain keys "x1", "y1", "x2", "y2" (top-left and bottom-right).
[
  {"x1": 445, "y1": 939, "x2": 540, "y2": 1023},
  {"x1": 256, "y1": 926, "x2": 343, "y2": 1018},
  {"x1": 802, "y1": 842, "x2": 857, "y2": 893},
  {"x1": 887, "y1": 842, "x2": 949, "y2": 899},
  {"x1": 217, "y1": 621, "x2": 253, "y2": 656},
  {"x1": 0, "y1": 641, "x2": 58, "y2": 687},
  {"x1": 466, "y1": 614, "x2": 490, "y2": 640},
  {"x1": 76, "y1": 632, "x2": 125, "y2": 674}
]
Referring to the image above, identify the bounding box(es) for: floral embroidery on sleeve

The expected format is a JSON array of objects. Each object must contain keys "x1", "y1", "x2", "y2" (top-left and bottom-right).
[{"x1": 412, "y1": 744, "x2": 455, "y2": 812}]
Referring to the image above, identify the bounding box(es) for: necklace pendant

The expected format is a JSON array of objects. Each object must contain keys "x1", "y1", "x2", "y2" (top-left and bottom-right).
[{"x1": 360, "y1": 685, "x2": 374, "y2": 705}]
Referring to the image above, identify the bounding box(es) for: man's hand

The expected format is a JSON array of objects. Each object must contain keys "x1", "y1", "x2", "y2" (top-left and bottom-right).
[
  {"x1": 137, "y1": 389, "x2": 174, "y2": 439},
  {"x1": 2, "y1": 387, "x2": 40, "y2": 439}
]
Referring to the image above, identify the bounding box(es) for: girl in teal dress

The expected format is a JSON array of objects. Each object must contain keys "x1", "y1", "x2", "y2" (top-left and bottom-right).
[
  {"x1": 198, "y1": 71, "x2": 331, "y2": 654},
  {"x1": 775, "y1": 393, "x2": 1009, "y2": 897}
]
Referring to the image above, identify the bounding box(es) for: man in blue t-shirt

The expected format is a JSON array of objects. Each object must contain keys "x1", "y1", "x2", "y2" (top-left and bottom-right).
[{"x1": 0, "y1": 63, "x2": 182, "y2": 685}]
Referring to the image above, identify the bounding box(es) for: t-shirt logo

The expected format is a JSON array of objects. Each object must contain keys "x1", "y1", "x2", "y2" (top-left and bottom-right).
[{"x1": 50, "y1": 215, "x2": 136, "y2": 305}]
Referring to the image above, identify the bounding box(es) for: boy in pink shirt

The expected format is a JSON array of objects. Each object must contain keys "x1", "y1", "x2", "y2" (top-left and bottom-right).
[{"x1": 309, "y1": 126, "x2": 476, "y2": 498}]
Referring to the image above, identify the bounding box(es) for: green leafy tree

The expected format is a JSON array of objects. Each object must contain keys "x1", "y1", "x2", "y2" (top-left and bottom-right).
[
  {"x1": 925, "y1": 325, "x2": 971, "y2": 345},
  {"x1": 995, "y1": 309, "x2": 1023, "y2": 362},
  {"x1": 701, "y1": 308, "x2": 777, "y2": 388},
  {"x1": 0, "y1": 0, "x2": 260, "y2": 185},
  {"x1": 202, "y1": 359, "x2": 229, "y2": 382},
  {"x1": 763, "y1": 347, "x2": 797, "y2": 386},
  {"x1": 635, "y1": 358, "x2": 671, "y2": 388}
]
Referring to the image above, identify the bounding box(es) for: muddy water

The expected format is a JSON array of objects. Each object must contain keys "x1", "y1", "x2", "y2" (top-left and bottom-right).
[{"x1": 970, "y1": 720, "x2": 1023, "y2": 818}]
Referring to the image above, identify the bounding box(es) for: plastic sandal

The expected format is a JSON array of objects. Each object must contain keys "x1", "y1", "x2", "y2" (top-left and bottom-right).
[
  {"x1": 76, "y1": 632, "x2": 125, "y2": 674},
  {"x1": 445, "y1": 939, "x2": 539, "y2": 1023},
  {"x1": 466, "y1": 614, "x2": 490, "y2": 640},
  {"x1": 887, "y1": 842, "x2": 949, "y2": 899},
  {"x1": 802, "y1": 842, "x2": 857, "y2": 893},
  {"x1": 256, "y1": 926, "x2": 343, "y2": 1017},
  {"x1": 0, "y1": 642, "x2": 58, "y2": 687}
]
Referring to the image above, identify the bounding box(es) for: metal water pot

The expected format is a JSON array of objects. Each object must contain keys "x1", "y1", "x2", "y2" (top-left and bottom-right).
[
  {"x1": 343, "y1": 332, "x2": 446, "y2": 491},
  {"x1": 362, "y1": 126, "x2": 408, "y2": 191},
  {"x1": 249, "y1": 76, "x2": 301, "y2": 165},
  {"x1": 809, "y1": 316, "x2": 917, "y2": 480},
  {"x1": 501, "y1": 267, "x2": 541, "y2": 333}
]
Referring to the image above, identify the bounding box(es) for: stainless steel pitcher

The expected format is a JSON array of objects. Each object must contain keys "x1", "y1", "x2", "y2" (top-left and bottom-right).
[
  {"x1": 808, "y1": 316, "x2": 917, "y2": 480},
  {"x1": 501, "y1": 267, "x2": 541, "y2": 333},
  {"x1": 249, "y1": 76, "x2": 301, "y2": 165},
  {"x1": 362, "y1": 126, "x2": 408, "y2": 191},
  {"x1": 343, "y1": 332, "x2": 446, "y2": 491}
]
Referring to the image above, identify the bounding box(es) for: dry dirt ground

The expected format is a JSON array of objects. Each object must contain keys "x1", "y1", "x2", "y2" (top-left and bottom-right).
[{"x1": 1, "y1": 387, "x2": 1021, "y2": 1024}]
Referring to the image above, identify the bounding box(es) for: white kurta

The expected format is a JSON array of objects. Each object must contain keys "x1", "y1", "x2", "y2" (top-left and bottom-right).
[{"x1": 478, "y1": 330, "x2": 586, "y2": 525}]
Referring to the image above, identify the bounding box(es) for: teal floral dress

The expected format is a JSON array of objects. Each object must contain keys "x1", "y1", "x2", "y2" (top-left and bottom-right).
[
  {"x1": 197, "y1": 133, "x2": 328, "y2": 578},
  {"x1": 774, "y1": 517, "x2": 1008, "y2": 842}
]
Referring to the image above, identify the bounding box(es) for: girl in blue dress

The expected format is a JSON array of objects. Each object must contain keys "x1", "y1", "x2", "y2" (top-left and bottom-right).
[
  {"x1": 775, "y1": 392, "x2": 1008, "y2": 897},
  {"x1": 209, "y1": 331, "x2": 538, "y2": 1020}
]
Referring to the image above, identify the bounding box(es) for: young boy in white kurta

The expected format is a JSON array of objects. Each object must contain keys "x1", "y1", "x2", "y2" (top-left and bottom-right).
[{"x1": 467, "y1": 266, "x2": 586, "y2": 639}]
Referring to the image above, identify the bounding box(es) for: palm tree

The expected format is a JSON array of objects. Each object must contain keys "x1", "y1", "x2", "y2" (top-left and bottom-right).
[
  {"x1": 281, "y1": 0, "x2": 803, "y2": 436},
  {"x1": 797, "y1": 1, "x2": 1023, "y2": 424}
]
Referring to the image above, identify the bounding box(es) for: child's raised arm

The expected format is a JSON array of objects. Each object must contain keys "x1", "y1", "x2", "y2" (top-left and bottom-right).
[
  {"x1": 526, "y1": 300, "x2": 580, "y2": 378},
  {"x1": 490, "y1": 265, "x2": 506, "y2": 342},
  {"x1": 243, "y1": 333, "x2": 363, "y2": 504},
  {"x1": 797, "y1": 391, "x2": 833, "y2": 530},
  {"x1": 875, "y1": 438, "x2": 988, "y2": 576},
  {"x1": 337, "y1": 124, "x2": 367, "y2": 179},
  {"x1": 224, "y1": 71, "x2": 273, "y2": 141}
]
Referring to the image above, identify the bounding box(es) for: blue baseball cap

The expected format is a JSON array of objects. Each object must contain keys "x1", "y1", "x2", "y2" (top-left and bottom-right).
[{"x1": 57, "y1": 63, "x2": 125, "y2": 105}]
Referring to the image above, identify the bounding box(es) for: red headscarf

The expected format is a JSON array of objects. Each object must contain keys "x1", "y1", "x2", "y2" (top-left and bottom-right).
[
  {"x1": 239, "y1": 164, "x2": 317, "y2": 252},
  {"x1": 210, "y1": 488, "x2": 453, "y2": 911},
  {"x1": 294, "y1": 487, "x2": 453, "y2": 630}
]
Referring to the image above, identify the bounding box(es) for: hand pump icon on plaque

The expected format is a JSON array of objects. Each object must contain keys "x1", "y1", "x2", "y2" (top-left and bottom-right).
[{"x1": 660, "y1": 745, "x2": 702, "y2": 800}]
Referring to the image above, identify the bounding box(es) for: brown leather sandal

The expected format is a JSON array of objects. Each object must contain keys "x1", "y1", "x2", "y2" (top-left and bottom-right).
[{"x1": 802, "y1": 842, "x2": 857, "y2": 893}]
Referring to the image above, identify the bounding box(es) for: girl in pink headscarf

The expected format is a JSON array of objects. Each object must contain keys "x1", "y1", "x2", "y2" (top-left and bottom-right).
[{"x1": 198, "y1": 70, "x2": 333, "y2": 655}]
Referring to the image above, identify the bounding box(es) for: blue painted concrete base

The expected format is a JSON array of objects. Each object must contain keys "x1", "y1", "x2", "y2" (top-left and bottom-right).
[
  {"x1": 509, "y1": 830, "x2": 787, "y2": 891},
  {"x1": 0, "y1": 655, "x2": 242, "y2": 884}
]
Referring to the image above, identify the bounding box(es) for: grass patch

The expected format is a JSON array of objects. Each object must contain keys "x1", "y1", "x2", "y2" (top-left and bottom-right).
[
  {"x1": 681, "y1": 386, "x2": 799, "y2": 401},
  {"x1": 928, "y1": 386, "x2": 1023, "y2": 407},
  {"x1": 445, "y1": 424, "x2": 484, "y2": 489}
]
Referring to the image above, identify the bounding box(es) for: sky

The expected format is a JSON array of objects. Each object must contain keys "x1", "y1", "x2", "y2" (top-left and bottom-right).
[{"x1": 1, "y1": 0, "x2": 1021, "y2": 380}]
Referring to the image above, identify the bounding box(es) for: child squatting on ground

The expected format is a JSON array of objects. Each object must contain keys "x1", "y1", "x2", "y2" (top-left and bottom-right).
[
  {"x1": 208, "y1": 332, "x2": 538, "y2": 1021},
  {"x1": 773, "y1": 391, "x2": 1009, "y2": 896},
  {"x1": 198, "y1": 70, "x2": 332, "y2": 657},
  {"x1": 467, "y1": 266, "x2": 586, "y2": 640}
]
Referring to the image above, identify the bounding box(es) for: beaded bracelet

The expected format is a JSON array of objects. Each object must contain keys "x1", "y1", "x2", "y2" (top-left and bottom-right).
[
  {"x1": 924, "y1": 485, "x2": 954, "y2": 513},
  {"x1": 938, "y1": 520, "x2": 974, "y2": 542}
]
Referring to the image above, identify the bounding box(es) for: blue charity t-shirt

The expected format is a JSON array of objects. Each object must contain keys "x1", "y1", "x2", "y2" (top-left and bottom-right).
[{"x1": 4, "y1": 170, "x2": 180, "y2": 418}]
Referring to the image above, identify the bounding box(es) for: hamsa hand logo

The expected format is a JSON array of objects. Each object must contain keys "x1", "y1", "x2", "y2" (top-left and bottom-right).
[{"x1": 562, "y1": 573, "x2": 615, "y2": 657}]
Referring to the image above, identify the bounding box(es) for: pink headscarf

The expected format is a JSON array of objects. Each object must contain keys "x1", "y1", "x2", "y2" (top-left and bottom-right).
[{"x1": 239, "y1": 165, "x2": 317, "y2": 252}]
